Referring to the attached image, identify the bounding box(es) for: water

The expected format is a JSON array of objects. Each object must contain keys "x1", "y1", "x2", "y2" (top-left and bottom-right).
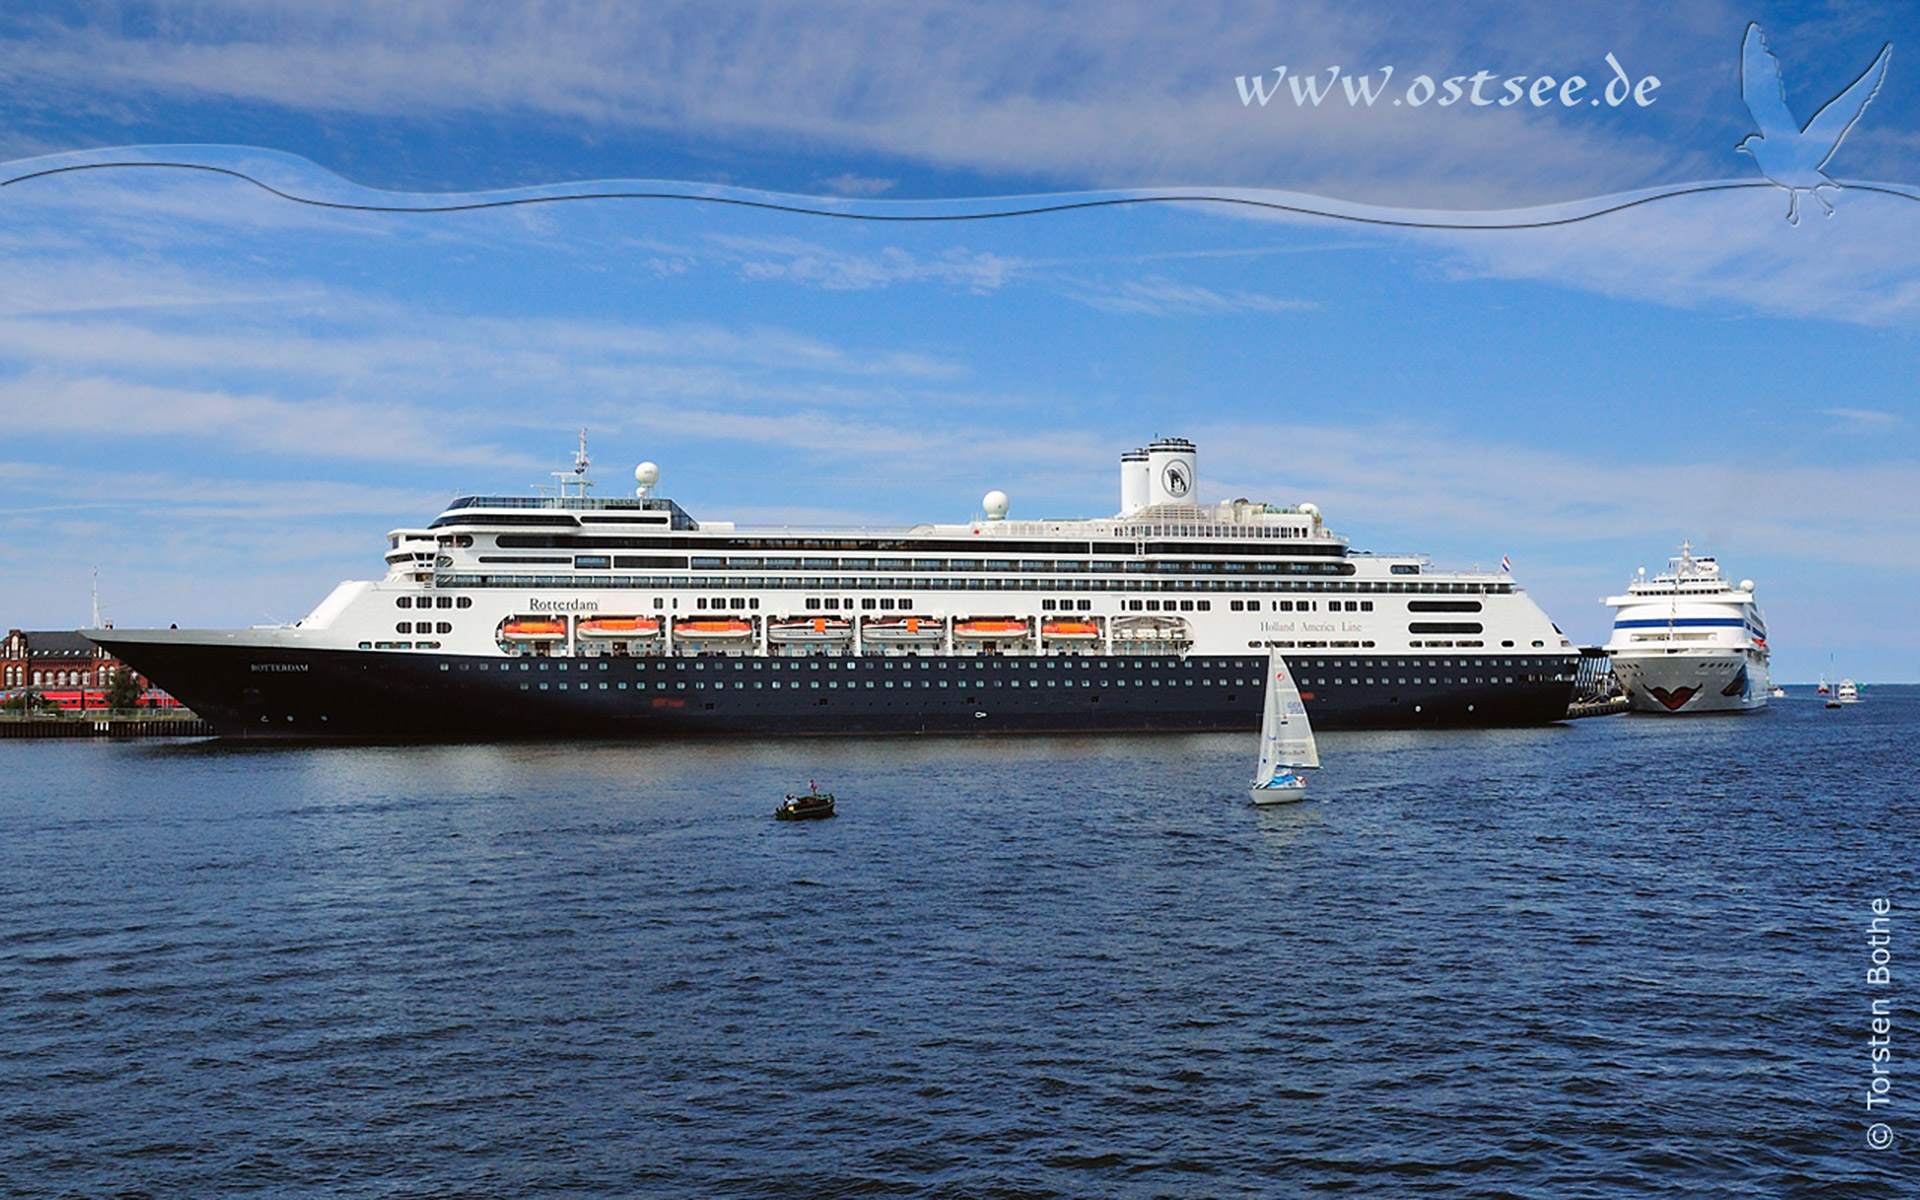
[{"x1": 3, "y1": 691, "x2": 1914, "y2": 1197}]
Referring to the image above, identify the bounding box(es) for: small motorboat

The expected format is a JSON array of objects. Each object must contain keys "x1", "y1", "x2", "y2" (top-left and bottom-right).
[{"x1": 776, "y1": 783, "x2": 836, "y2": 820}]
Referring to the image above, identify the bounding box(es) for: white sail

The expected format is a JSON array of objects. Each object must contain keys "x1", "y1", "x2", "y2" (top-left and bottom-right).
[{"x1": 1254, "y1": 651, "x2": 1318, "y2": 784}]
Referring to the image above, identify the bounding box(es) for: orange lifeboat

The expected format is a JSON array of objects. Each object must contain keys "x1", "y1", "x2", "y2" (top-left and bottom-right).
[
  {"x1": 500, "y1": 618, "x2": 567, "y2": 640},
  {"x1": 577, "y1": 616, "x2": 661, "y2": 639},
  {"x1": 953, "y1": 617, "x2": 1031, "y2": 640},
  {"x1": 672, "y1": 618, "x2": 754, "y2": 639},
  {"x1": 1041, "y1": 619, "x2": 1101, "y2": 640}
]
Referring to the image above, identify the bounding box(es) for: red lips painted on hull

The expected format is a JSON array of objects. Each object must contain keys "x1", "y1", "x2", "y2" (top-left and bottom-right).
[{"x1": 1646, "y1": 684, "x2": 1701, "y2": 711}]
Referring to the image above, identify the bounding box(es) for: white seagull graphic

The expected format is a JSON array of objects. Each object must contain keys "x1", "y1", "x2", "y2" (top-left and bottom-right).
[{"x1": 1737, "y1": 22, "x2": 1891, "y2": 224}]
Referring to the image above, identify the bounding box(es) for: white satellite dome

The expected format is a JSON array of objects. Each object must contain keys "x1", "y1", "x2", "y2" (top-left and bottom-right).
[
  {"x1": 1740, "y1": 579, "x2": 1755, "y2": 592},
  {"x1": 982, "y1": 490, "x2": 1010, "y2": 520},
  {"x1": 635, "y1": 462, "x2": 660, "y2": 486}
]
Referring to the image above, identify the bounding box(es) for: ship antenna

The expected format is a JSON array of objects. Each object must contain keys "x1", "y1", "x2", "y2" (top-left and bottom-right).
[
  {"x1": 91, "y1": 566, "x2": 100, "y2": 629},
  {"x1": 548, "y1": 429, "x2": 596, "y2": 499}
]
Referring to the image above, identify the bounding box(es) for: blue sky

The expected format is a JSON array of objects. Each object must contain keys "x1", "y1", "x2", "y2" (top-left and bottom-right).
[{"x1": 1, "y1": 2, "x2": 1916, "y2": 681}]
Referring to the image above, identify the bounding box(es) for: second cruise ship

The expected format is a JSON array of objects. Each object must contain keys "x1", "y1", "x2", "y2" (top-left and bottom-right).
[
  {"x1": 90, "y1": 437, "x2": 1581, "y2": 739},
  {"x1": 1603, "y1": 543, "x2": 1770, "y2": 714}
]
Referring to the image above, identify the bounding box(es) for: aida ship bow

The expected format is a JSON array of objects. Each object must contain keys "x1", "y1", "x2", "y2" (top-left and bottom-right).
[
  {"x1": 1603, "y1": 543, "x2": 1769, "y2": 714},
  {"x1": 90, "y1": 438, "x2": 1579, "y2": 739}
]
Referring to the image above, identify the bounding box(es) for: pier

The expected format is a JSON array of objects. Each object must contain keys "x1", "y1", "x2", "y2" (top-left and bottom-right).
[
  {"x1": 0, "y1": 715, "x2": 214, "y2": 739},
  {"x1": 1564, "y1": 647, "x2": 1627, "y2": 719}
]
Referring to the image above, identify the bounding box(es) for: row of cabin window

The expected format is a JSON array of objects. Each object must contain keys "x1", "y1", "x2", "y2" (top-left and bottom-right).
[
  {"x1": 444, "y1": 574, "x2": 1513, "y2": 596},
  {"x1": 1119, "y1": 599, "x2": 1213, "y2": 612},
  {"x1": 1306, "y1": 674, "x2": 1527, "y2": 686},
  {"x1": 1229, "y1": 599, "x2": 1375, "y2": 612},
  {"x1": 1040, "y1": 599, "x2": 1095, "y2": 611},
  {"x1": 506, "y1": 677, "x2": 1251, "y2": 693},
  {"x1": 459, "y1": 656, "x2": 1260, "y2": 671},
  {"x1": 435, "y1": 648, "x2": 1543, "y2": 668},
  {"x1": 397, "y1": 622, "x2": 455, "y2": 634},
  {"x1": 804, "y1": 597, "x2": 917, "y2": 611},
  {"x1": 439, "y1": 655, "x2": 1547, "y2": 673},
  {"x1": 395, "y1": 595, "x2": 474, "y2": 609}
]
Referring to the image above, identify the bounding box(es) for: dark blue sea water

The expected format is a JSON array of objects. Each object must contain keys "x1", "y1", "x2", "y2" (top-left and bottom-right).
[{"x1": 3, "y1": 690, "x2": 1915, "y2": 1198}]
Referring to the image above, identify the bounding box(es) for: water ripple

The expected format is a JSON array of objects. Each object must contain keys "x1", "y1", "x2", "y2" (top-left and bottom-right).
[{"x1": 1, "y1": 694, "x2": 1914, "y2": 1195}]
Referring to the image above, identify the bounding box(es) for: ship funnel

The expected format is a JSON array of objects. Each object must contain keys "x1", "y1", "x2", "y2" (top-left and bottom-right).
[
  {"x1": 1119, "y1": 448, "x2": 1149, "y2": 516},
  {"x1": 1144, "y1": 437, "x2": 1197, "y2": 508}
]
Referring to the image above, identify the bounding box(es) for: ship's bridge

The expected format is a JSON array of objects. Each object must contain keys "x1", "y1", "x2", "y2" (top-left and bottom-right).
[{"x1": 431, "y1": 494, "x2": 700, "y2": 532}]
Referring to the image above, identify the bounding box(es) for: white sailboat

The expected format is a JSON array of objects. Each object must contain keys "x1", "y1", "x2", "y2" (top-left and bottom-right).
[{"x1": 1250, "y1": 651, "x2": 1319, "y2": 805}]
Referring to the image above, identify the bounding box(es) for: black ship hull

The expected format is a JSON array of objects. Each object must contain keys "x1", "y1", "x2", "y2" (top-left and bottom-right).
[{"x1": 94, "y1": 636, "x2": 1578, "y2": 741}]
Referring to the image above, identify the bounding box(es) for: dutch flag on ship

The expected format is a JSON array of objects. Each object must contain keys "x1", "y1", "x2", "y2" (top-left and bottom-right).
[{"x1": 1500, "y1": 556, "x2": 1511, "y2": 572}]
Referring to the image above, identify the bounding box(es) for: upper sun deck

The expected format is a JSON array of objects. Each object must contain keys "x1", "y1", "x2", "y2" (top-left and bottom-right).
[
  {"x1": 1605, "y1": 543, "x2": 1757, "y2": 608},
  {"x1": 424, "y1": 492, "x2": 1346, "y2": 551}
]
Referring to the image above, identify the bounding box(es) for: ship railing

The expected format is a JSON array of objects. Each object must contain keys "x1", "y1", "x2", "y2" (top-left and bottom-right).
[
  {"x1": 444, "y1": 495, "x2": 678, "y2": 512},
  {"x1": 1570, "y1": 647, "x2": 1624, "y2": 703}
]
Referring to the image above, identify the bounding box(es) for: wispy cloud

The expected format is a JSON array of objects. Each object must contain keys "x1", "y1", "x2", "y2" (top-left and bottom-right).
[
  {"x1": 1071, "y1": 275, "x2": 1314, "y2": 316},
  {"x1": 1415, "y1": 185, "x2": 1920, "y2": 326},
  {"x1": 0, "y1": 0, "x2": 1786, "y2": 205},
  {"x1": 1196, "y1": 417, "x2": 1920, "y2": 571},
  {"x1": 1821, "y1": 406, "x2": 1903, "y2": 427},
  {"x1": 818, "y1": 173, "x2": 897, "y2": 197},
  {"x1": 710, "y1": 234, "x2": 1023, "y2": 292},
  {"x1": 0, "y1": 372, "x2": 523, "y2": 468}
]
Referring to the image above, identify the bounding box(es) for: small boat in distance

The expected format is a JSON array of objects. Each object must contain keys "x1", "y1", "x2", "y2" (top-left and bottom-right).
[
  {"x1": 1838, "y1": 680, "x2": 1860, "y2": 704},
  {"x1": 776, "y1": 783, "x2": 837, "y2": 820},
  {"x1": 1769, "y1": 685, "x2": 1786, "y2": 698},
  {"x1": 1250, "y1": 651, "x2": 1318, "y2": 805}
]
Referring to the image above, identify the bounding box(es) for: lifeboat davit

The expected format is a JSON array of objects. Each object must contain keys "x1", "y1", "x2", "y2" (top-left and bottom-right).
[
  {"x1": 576, "y1": 616, "x2": 661, "y2": 639},
  {"x1": 767, "y1": 616, "x2": 854, "y2": 643},
  {"x1": 500, "y1": 618, "x2": 568, "y2": 640},
  {"x1": 1110, "y1": 614, "x2": 1190, "y2": 642},
  {"x1": 861, "y1": 616, "x2": 944, "y2": 644}
]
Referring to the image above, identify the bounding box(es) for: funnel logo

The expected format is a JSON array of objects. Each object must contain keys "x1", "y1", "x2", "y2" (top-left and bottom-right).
[
  {"x1": 1162, "y1": 463, "x2": 1191, "y2": 498},
  {"x1": 1738, "y1": 23, "x2": 1891, "y2": 224}
]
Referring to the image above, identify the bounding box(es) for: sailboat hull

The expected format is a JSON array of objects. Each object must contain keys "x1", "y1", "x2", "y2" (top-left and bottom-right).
[{"x1": 1249, "y1": 782, "x2": 1309, "y2": 805}]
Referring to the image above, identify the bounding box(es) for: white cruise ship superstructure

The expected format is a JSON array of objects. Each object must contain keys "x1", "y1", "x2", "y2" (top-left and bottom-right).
[
  {"x1": 90, "y1": 437, "x2": 1581, "y2": 739},
  {"x1": 1604, "y1": 543, "x2": 1770, "y2": 714}
]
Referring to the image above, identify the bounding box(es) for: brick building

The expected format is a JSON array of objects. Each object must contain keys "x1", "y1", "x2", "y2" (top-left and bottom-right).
[{"x1": 2, "y1": 629, "x2": 150, "y2": 693}]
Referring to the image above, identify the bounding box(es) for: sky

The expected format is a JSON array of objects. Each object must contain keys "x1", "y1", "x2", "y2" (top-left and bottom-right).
[{"x1": 0, "y1": 1, "x2": 1916, "y2": 682}]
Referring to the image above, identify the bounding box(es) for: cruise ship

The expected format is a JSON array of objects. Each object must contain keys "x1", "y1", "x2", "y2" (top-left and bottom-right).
[
  {"x1": 1603, "y1": 543, "x2": 1769, "y2": 714},
  {"x1": 88, "y1": 437, "x2": 1580, "y2": 739}
]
